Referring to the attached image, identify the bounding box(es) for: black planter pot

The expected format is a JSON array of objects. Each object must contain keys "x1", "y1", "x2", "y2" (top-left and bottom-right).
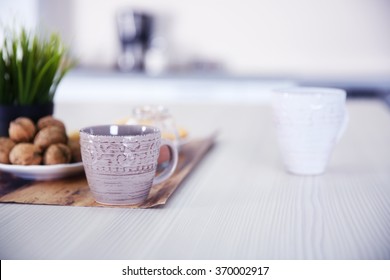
[{"x1": 0, "y1": 102, "x2": 54, "y2": 137}]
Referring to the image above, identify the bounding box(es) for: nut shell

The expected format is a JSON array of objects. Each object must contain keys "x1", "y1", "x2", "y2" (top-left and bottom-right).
[
  {"x1": 68, "y1": 139, "x2": 82, "y2": 163},
  {"x1": 34, "y1": 126, "x2": 68, "y2": 151},
  {"x1": 37, "y1": 115, "x2": 66, "y2": 132},
  {"x1": 8, "y1": 117, "x2": 36, "y2": 143},
  {"x1": 0, "y1": 137, "x2": 16, "y2": 164},
  {"x1": 43, "y1": 143, "x2": 72, "y2": 165},
  {"x1": 9, "y1": 143, "x2": 42, "y2": 165}
]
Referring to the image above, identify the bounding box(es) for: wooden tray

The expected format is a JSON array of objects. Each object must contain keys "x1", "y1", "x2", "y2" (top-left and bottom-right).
[{"x1": 0, "y1": 134, "x2": 216, "y2": 208}]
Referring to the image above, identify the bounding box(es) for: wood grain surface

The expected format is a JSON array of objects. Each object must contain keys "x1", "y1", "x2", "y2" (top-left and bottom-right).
[
  {"x1": 0, "y1": 100, "x2": 389, "y2": 260},
  {"x1": 0, "y1": 135, "x2": 216, "y2": 208}
]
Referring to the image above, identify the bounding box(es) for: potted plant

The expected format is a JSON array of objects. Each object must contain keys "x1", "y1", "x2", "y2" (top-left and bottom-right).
[{"x1": 0, "y1": 27, "x2": 75, "y2": 136}]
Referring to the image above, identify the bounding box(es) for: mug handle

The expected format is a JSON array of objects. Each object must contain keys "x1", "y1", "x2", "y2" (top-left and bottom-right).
[
  {"x1": 153, "y1": 139, "x2": 178, "y2": 185},
  {"x1": 336, "y1": 109, "x2": 349, "y2": 142}
]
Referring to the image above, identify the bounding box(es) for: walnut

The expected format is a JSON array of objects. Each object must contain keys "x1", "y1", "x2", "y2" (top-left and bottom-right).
[
  {"x1": 43, "y1": 143, "x2": 72, "y2": 165},
  {"x1": 68, "y1": 139, "x2": 82, "y2": 163},
  {"x1": 9, "y1": 143, "x2": 42, "y2": 165},
  {"x1": 8, "y1": 117, "x2": 36, "y2": 143},
  {"x1": 37, "y1": 115, "x2": 66, "y2": 133},
  {"x1": 34, "y1": 126, "x2": 67, "y2": 151},
  {"x1": 0, "y1": 137, "x2": 16, "y2": 164}
]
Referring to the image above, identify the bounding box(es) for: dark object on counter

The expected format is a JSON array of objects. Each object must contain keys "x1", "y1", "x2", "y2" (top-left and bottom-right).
[
  {"x1": 116, "y1": 9, "x2": 154, "y2": 71},
  {"x1": 343, "y1": 87, "x2": 390, "y2": 109},
  {"x1": 345, "y1": 88, "x2": 382, "y2": 98}
]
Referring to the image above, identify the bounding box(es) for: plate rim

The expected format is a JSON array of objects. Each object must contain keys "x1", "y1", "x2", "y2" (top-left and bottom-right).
[
  {"x1": 0, "y1": 162, "x2": 84, "y2": 180},
  {"x1": 0, "y1": 161, "x2": 84, "y2": 172}
]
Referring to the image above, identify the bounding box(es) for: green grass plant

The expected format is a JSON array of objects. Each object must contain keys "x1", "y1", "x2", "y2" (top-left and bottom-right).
[{"x1": 0, "y1": 28, "x2": 75, "y2": 105}]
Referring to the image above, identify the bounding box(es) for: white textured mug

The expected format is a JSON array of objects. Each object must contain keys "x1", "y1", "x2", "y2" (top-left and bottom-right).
[
  {"x1": 272, "y1": 87, "x2": 348, "y2": 175},
  {"x1": 80, "y1": 125, "x2": 178, "y2": 205}
]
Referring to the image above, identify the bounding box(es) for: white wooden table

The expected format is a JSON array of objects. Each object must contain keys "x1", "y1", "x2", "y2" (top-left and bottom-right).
[{"x1": 1, "y1": 83, "x2": 389, "y2": 259}]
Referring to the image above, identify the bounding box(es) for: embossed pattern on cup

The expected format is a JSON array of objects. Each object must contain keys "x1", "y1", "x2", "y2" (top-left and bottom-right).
[
  {"x1": 272, "y1": 87, "x2": 348, "y2": 175},
  {"x1": 80, "y1": 125, "x2": 163, "y2": 205}
]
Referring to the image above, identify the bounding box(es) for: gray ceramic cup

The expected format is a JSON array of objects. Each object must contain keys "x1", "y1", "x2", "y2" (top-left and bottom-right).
[{"x1": 80, "y1": 125, "x2": 178, "y2": 205}]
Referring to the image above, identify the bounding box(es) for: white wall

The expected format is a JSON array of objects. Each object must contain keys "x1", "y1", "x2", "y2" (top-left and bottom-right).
[
  {"x1": 3, "y1": 0, "x2": 390, "y2": 79},
  {"x1": 0, "y1": 0, "x2": 38, "y2": 31}
]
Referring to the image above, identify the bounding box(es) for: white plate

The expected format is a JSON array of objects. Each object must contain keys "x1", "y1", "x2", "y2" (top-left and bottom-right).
[{"x1": 0, "y1": 162, "x2": 84, "y2": 181}]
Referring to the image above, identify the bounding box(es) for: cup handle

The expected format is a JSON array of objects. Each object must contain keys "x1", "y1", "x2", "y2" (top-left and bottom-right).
[
  {"x1": 336, "y1": 109, "x2": 349, "y2": 142},
  {"x1": 153, "y1": 139, "x2": 178, "y2": 185}
]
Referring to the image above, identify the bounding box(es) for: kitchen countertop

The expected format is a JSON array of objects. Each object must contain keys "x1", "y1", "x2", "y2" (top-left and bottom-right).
[{"x1": 1, "y1": 94, "x2": 389, "y2": 259}]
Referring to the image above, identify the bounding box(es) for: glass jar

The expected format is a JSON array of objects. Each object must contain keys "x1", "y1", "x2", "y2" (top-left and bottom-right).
[
  {"x1": 131, "y1": 105, "x2": 179, "y2": 146},
  {"x1": 130, "y1": 105, "x2": 179, "y2": 167}
]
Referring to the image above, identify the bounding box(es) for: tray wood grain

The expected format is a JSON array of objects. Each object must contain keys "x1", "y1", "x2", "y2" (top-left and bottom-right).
[{"x1": 0, "y1": 134, "x2": 216, "y2": 208}]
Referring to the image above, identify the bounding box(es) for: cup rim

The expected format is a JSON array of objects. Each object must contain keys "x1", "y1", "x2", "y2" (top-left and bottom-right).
[
  {"x1": 273, "y1": 86, "x2": 346, "y2": 97},
  {"x1": 79, "y1": 124, "x2": 160, "y2": 137}
]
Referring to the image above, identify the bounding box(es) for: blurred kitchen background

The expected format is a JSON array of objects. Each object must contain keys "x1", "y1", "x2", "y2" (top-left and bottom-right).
[{"x1": 1, "y1": 0, "x2": 390, "y2": 103}]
